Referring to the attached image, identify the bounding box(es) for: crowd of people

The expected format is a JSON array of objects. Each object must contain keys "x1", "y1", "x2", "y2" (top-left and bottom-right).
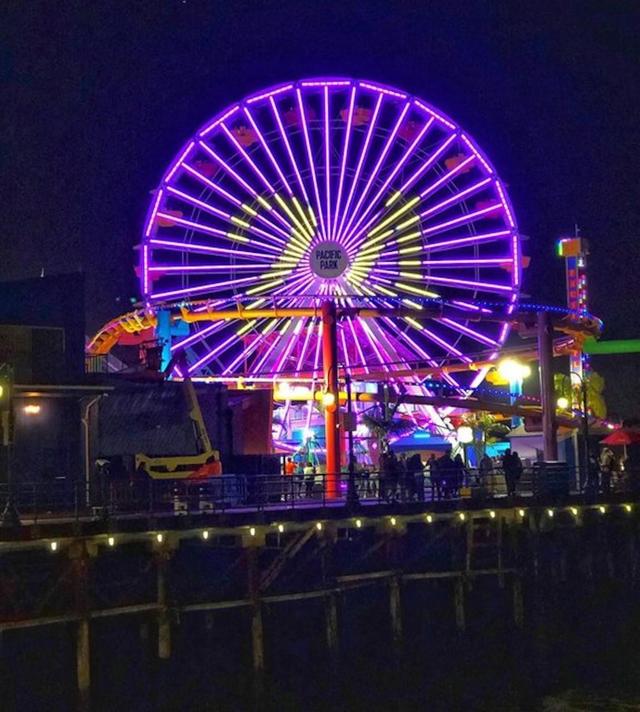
[{"x1": 281, "y1": 447, "x2": 526, "y2": 502}]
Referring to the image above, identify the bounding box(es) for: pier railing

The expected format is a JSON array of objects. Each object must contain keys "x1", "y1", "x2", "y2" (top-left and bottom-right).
[{"x1": 0, "y1": 464, "x2": 636, "y2": 524}]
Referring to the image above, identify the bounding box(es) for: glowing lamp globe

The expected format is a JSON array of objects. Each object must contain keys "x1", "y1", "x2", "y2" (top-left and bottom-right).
[{"x1": 456, "y1": 425, "x2": 474, "y2": 444}]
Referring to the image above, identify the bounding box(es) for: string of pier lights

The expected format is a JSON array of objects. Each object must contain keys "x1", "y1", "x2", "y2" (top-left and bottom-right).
[{"x1": 44, "y1": 503, "x2": 635, "y2": 553}]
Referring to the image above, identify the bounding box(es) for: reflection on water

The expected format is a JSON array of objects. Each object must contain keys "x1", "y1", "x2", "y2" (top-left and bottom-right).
[{"x1": 542, "y1": 690, "x2": 640, "y2": 711}]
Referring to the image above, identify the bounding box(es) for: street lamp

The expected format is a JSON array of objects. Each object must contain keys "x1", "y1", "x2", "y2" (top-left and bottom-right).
[
  {"x1": 496, "y1": 358, "x2": 532, "y2": 427},
  {"x1": 556, "y1": 396, "x2": 570, "y2": 410}
]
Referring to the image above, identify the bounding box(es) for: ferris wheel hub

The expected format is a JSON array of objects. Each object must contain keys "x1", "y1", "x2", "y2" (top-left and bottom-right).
[{"x1": 310, "y1": 241, "x2": 350, "y2": 279}]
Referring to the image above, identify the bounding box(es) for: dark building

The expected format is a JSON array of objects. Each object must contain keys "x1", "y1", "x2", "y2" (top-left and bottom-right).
[{"x1": 0, "y1": 273, "x2": 94, "y2": 484}]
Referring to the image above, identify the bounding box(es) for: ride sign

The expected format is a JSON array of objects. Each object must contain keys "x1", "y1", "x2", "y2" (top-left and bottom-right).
[{"x1": 309, "y1": 241, "x2": 349, "y2": 279}]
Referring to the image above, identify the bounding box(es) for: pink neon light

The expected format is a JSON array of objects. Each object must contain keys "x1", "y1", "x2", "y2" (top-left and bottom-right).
[
  {"x1": 145, "y1": 188, "x2": 164, "y2": 237},
  {"x1": 495, "y1": 180, "x2": 516, "y2": 228},
  {"x1": 296, "y1": 88, "x2": 328, "y2": 240},
  {"x1": 301, "y1": 80, "x2": 352, "y2": 87},
  {"x1": 164, "y1": 141, "x2": 195, "y2": 183},
  {"x1": 333, "y1": 86, "x2": 356, "y2": 238},
  {"x1": 460, "y1": 134, "x2": 493, "y2": 174},
  {"x1": 142, "y1": 244, "x2": 150, "y2": 295},
  {"x1": 414, "y1": 100, "x2": 456, "y2": 129},
  {"x1": 246, "y1": 84, "x2": 294, "y2": 104},
  {"x1": 359, "y1": 81, "x2": 407, "y2": 99},
  {"x1": 419, "y1": 177, "x2": 492, "y2": 220},
  {"x1": 200, "y1": 105, "x2": 240, "y2": 137},
  {"x1": 336, "y1": 93, "x2": 383, "y2": 240}
]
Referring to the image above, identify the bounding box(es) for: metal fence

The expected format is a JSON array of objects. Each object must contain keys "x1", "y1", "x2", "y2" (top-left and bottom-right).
[{"x1": 0, "y1": 464, "x2": 637, "y2": 525}]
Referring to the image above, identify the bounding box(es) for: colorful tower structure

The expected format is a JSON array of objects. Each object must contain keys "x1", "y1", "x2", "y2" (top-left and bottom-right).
[{"x1": 556, "y1": 235, "x2": 590, "y2": 406}]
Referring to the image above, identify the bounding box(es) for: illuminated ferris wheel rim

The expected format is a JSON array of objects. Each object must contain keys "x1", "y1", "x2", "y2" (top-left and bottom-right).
[{"x1": 140, "y1": 76, "x2": 522, "y2": 386}]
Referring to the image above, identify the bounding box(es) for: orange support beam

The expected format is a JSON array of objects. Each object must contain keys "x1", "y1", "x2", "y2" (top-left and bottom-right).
[{"x1": 321, "y1": 301, "x2": 340, "y2": 498}]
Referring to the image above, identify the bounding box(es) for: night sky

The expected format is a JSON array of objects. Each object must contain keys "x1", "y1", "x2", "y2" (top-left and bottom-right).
[{"x1": 2, "y1": 1, "x2": 639, "y2": 415}]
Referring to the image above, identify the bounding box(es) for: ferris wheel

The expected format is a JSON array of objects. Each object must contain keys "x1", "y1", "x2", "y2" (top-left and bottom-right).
[{"x1": 141, "y1": 78, "x2": 521, "y2": 401}]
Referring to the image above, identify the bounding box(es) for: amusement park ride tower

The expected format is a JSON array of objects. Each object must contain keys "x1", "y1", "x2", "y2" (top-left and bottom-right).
[{"x1": 557, "y1": 234, "x2": 590, "y2": 407}]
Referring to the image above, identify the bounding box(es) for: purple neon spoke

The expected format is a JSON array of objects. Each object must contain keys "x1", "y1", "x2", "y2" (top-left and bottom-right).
[
  {"x1": 182, "y1": 163, "x2": 243, "y2": 207},
  {"x1": 423, "y1": 274, "x2": 512, "y2": 293},
  {"x1": 143, "y1": 79, "x2": 520, "y2": 388},
  {"x1": 242, "y1": 107, "x2": 294, "y2": 195},
  {"x1": 198, "y1": 141, "x2": 260, "y2": 198},
  {"x1": 149, "y1": 238, "x2": 275, "y2": 261},
  {"x1": 250, "y1": 323, "x2": 289, "y2": 376},
  {"x1": 421, "y1": 203, "x2": 504, "y2": 236},
  {"x1": 395, "y1": 132, "x2": 458, "y2": 198},
  {"x1": 187, "y1": 332, "x2": 239, "y2": 374},
  {"x1": 151, "y1": 274, "x2": 260, "y2": 301},
  {"x1": 165, "y1": 185, "x2": 231, "y2": 221},
  {"x1": 226, "y1": 319, "x2": 287, "y2": 375},
  {"x1": 332, "y1": 86, "x2": 356, "y2": 238},
  {"x1": 296, "y1": 88, "x2": 328, "y2": 241},
  {"x1": 346, "y1": 316, "x2": 369, "y2": 374},
  {"x1": 418, "y1": 154, "x2": 475, "y2": 200},
  {"x1": 336, "y1": 93, "x2": 383, "y2": 241},
  {"x1": 269, "y1": 96, "x2": 311, "y2": 206},
  {"x1": 342, "y1": 117, "x2": 434, "y2": 250},
  {"x1": 220, "y1": 122, "x2": 277, "y2": 193},
  {"x1": 419, "y1": 177, "x2": 493, "y2": 221},
  {"x1": 343, "y1": 130, "x2": 459, "y2": 254},
  {"x1": 155, "y1": 212, "x2": 283, "y2": 252},
  {"x1": 222, "y1": 319, "x2": 281, "y2": 375},
  {"x1": 294, "y1": 318, "x2": 314, "y2": 375},
  {"x1": 149, "y1": 263, "x2": 271, "y2": 273},
  {"x1": 340, "y1": 101, "x2": 410, "y2": 240},
  {"x1": 171, "y1": 320, "x2": 227, "y2": 352},
  {"x1": 421, "y1": 229, "x2": 512, "y2": 253},
  {"x1": 199, "y1": 139, "x2": 300, "y2": 242},
  {"x1": 436, "y1": 318, "x2": 500, "y2": 347}
]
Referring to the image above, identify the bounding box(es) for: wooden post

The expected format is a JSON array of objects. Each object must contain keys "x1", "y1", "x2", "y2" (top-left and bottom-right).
[
  {"x1": 156, "y1": 552, "x2": 171, "y2": 660},
  {"x1": 513, "y1": 575, "x2": 524, "y2": 628},
  {"x1": 247, "y1": 546, "x2": 264, "y2": 701},
  {"x1": 325, "y1": 593, "x2": 339, "y2": 657},
  {"x1": 454, "y1": 576, "x2": 465, "y2": 632},
  {"x1": 389, "y1": 576, "x2": 403, "y2": 658}
]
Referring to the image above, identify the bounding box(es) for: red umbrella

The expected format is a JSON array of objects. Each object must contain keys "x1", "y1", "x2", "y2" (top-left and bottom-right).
[{"x1": 600, "y1": 429, "x2": 640, "y2": 446}]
